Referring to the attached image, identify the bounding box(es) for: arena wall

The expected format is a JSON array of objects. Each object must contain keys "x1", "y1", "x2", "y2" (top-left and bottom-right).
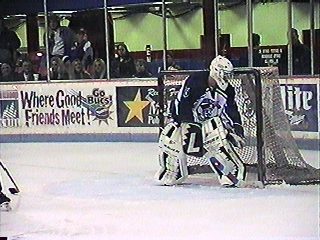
[{"x1": 0, "y1": 77, "x2": 319, "y2": 149}]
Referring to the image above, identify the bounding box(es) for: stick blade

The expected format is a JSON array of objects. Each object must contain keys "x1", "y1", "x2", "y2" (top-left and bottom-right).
[
  {"x1": 9, "y1": 188, "x2": 19, "y2": 194},
  {"x1": 237, "y1": 180, "x2": 264, "y2": 189}
]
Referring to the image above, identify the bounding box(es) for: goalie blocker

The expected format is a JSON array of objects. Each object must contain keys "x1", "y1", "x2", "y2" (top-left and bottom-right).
[{"x1": 155, "y1": 117, "x2": 260, "y2": 188}]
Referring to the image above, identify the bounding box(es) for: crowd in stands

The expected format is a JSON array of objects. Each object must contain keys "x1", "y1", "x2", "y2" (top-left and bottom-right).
[
  {"x1": 0, "y1": 13, "x2": 314, "y2": 83},
  {"x1": 0, "y1": 14, "x2": 161, "y2": 83},
  {"x1": 0, "y1": 46, "x2": 161, "y2": 82}
]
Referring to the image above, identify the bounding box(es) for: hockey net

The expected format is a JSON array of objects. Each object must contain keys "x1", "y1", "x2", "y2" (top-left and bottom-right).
[{"x1": 158, "y1": 67, "x2": 319, "y2": 185}]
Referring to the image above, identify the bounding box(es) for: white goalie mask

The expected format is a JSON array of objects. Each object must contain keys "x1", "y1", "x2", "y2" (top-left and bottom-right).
[{"x1": 209, "y1": 55, "x2": 234, "y2": 90}]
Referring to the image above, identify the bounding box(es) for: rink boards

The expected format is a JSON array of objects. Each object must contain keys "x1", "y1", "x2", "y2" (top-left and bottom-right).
[{"x1": 0, "y1": 77, "x2": 319, "y2": 144}]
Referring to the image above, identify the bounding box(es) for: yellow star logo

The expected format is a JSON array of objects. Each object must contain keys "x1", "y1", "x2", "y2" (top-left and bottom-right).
[{"x1": 124, "y1": 89, "x2": 150, "y2": 123}]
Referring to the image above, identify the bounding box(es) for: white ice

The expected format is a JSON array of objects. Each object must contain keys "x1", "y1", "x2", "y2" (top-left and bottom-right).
[{"x1": 0, "y1": 142, "x2": 319, "y2": 240}]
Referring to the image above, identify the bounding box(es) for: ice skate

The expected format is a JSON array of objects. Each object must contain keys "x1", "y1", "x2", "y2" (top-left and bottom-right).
[
  {"x1": 236, "y1": 180, "x2": 264, "y2": 189},
  {"x1": 0, "y1": 192, "x2": 11, "y2": 211},
  {"x1": 0, "y1": 201, "x2": 12, "y2": 211}
]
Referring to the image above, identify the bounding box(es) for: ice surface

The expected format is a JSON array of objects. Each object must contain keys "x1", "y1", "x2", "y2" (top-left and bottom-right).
[{"x1": 0, "y1": 142, "x2": 319, "y2": 240}]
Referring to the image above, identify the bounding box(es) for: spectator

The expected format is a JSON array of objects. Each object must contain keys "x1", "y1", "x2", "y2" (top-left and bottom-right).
[
  {"x1": 14, "y1": 52, "x2": 25, "y2": 74},
  {"x1": 279, "y1": 28, "x2": 311, "y2": 75},
  {"x1": 16, "y1": 60, "x2": 38, "y2": 81},
  {"x1": 70, "y1": 28, "x2": 94, "y2": 70},
  {"x1": 218, "y1": 34, "x2": 231, "y2": 59},
  {"x1": 50, "y1": 56, "x2": 69, "y2": 80},
  {"x1": 239, "y1": 33, "x2": 266, "y2": 67},
  {"x1": 69, "y1": 59, "x2": 91, "y2": 80},
  {"x1": 0, "y1": 16, "x2": 21, "y2": 65},
  {"x1": 91, "y1": 58, "x2": 106, "y2": 79},
  {"x1": 45, "y1": 14, "x2": 76, "y2": 58},
  {"x1": 62, "y1": 55, "x2": 72, "y2": 78},
  {"x1": 158, "y1": 51, "x2": 182, "y2": 73},
  {"x1": 112, "y1": 43, "x2": 135, "y2": 78},
  {"x1": 0, "y1": 63, "x2": 18, "y2": 82},
  {"x1": 134, "y1": 59, "x2": 152, "y2": 78},
  {"x1": 166, "y1": 51, "x2": 181, "y2": 70}
]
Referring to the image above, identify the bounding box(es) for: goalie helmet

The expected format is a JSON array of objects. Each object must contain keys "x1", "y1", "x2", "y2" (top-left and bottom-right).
[{"x1": 209, "y1": 55, "x2": 234, "y2": 90}]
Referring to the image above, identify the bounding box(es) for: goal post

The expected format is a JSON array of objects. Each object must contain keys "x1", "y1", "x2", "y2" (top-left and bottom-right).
[
  {"x1": 157, "y1": 67, "x2": 319, "y2": 185},
  {"x1": 234, "y1": 68, "x2": 265, "y2": 183}
]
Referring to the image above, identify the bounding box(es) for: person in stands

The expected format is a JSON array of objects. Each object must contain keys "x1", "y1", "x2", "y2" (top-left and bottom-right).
[
  {"x1": 133, "y1": 59, "x2": 152, "y2": 78},
  {"x1": 279, "y1": 28, "x2": 311, "y2": 75},
  {"x1": 16, "y1": 60, "x2": 38, "y2": 81},
  {"x1": 112, "y1": 43, "x2": 135, "y2": 78},
  {"x1": 45, "y1": 14, "x2": 76, "y2": 59},
  {"x1": 239, "y1": 33, "x2": 266, "y2": 67},
  {"x1": 0, "y1": 16, "x2": 21, "y2": 66},
  {"x1": 70, "y1": 28, "x2": 94, "y2": 70},
  {"x1": 91, "y1": 58, "x2": 106, "y2": 79},
  {"x1": 0, "y1": 62, "x2": 18, "y2": 82},
  {"x1": 49, "y1": 56, "x2": 69, "y2": 80},
  {"x1": 69, "y1": 59, "x2": 91, "y2": 80}
]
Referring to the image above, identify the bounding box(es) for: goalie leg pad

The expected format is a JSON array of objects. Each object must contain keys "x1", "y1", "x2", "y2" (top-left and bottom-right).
[
  {"x1": 159, "y1": 122, "x2": 182, "y2": 157},
  {"x1": 155, "y1": 122, "x2": 188, "y2": 185},
  {"x1": 203, "y1": 117, "x2": 246, "y2": 187},
  {"x1": 155, "y1": 152, "x2": 188, "y2": 186},
  {"x1": 207, "y1": 148, "x2": 245, "y2": 187},
  {"x1": 181, "y1": 122, "x2": 204, "y2": 158}
]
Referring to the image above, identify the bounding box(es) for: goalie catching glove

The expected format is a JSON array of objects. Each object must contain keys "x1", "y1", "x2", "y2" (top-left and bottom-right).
[{"x1": 226, "y1": 123, "x2": 245, "y2": 148}]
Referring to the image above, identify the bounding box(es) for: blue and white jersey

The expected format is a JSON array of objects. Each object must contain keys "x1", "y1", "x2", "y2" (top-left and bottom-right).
[{"x1": 170, "y1": 71, "x2": 243, "y2": 135}]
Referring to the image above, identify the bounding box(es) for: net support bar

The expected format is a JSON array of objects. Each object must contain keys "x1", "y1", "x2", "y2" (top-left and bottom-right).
[{"x1": 234, "y1": 68, "x2": 265, "y2": 184}]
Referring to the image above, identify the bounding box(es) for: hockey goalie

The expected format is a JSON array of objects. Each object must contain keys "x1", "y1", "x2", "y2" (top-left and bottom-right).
[{"x1": 155, "y1": 55, "x2": 262, "y2": 188}]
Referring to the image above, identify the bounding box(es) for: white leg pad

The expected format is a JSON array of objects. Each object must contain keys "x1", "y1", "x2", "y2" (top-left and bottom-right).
[
  {"x1": 155, "y1": 122, "x2": 188, "y2": 185},
  {"x1": 156, "y1": 152, "x2": 188, "y2": 186},
  {"x1": 203, "y1": 117, "x2": 246, "y2": 187}
]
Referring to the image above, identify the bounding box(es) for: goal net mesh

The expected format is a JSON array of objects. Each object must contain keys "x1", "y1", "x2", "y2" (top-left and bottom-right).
[{"x1": 159, "y1": 67, "x2": 319, "y2": 185}]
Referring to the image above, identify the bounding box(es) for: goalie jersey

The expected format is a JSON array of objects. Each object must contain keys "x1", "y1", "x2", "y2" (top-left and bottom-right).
[{"x1": 170, "y1": 71, "x2": 243, "y2": 136}]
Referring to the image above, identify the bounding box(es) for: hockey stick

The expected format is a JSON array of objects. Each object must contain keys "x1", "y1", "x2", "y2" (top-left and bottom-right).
[{"x1": 0, "y1": 161, "x2": 20, "y2": 194}]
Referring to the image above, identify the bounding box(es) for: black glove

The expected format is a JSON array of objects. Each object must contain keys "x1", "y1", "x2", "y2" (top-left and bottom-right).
[
  {"x1": 227, "y1": 132, "x2": 245, "y2": 148},
  {"x1": 233, "y1": 123, "x2": 244, "y2": 139},
  {"x1": 227, "y1": 123, "x2": 245, "y2": 148}
]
